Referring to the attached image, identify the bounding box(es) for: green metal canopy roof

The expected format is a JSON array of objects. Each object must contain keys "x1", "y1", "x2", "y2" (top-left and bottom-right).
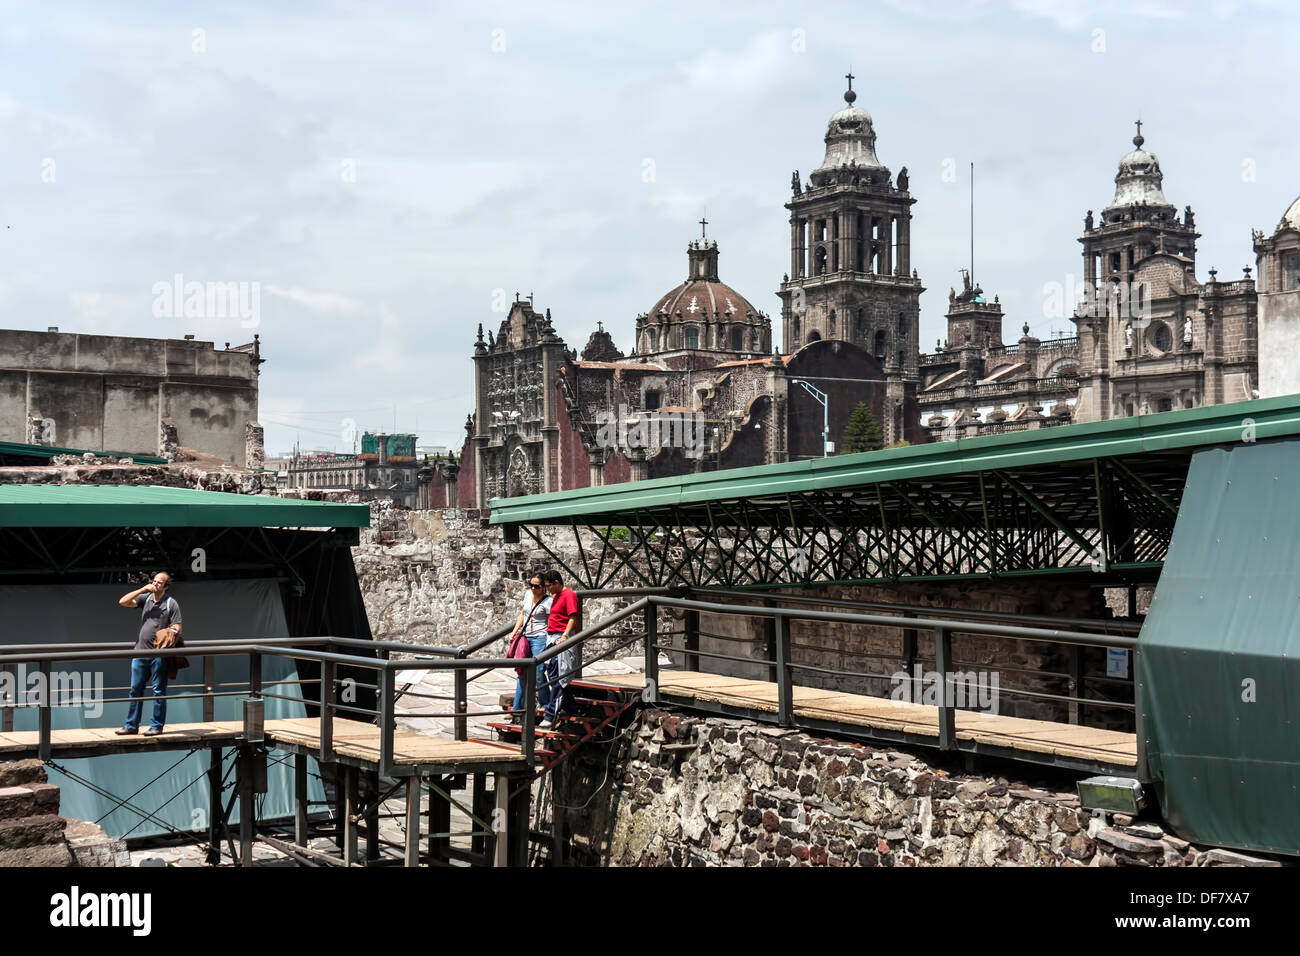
[
  {"x1": 491, "y1": 394, "x2": 1300, "y2": 525},
  {"x1": 0, "y1": 485, "x2": 371, "y2": 528},
  {"x1": 0, "y1": 441, "x2": 167, "y2": 466}
]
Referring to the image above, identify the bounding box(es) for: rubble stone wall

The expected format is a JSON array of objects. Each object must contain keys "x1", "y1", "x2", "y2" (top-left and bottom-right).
[{"x1": 558, "y1": 710, "x2": 1275, "y2": 868}]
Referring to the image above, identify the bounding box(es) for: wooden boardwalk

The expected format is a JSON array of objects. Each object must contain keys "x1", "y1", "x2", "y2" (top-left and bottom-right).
[
  {"x1": 0, "y1": 717, "x2": 525, "y2": 772},
  {"x1": 590, "y1": 671, "x2": 1138, "y2": 769}
]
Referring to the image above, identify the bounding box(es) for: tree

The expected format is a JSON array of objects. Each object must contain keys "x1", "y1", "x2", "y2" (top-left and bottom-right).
[{"x1": 840, "y1": 402, "x2": 884, "y2": 454}]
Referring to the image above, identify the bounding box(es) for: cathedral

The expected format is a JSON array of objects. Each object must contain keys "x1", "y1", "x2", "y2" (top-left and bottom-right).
[
  {"x1": 419, "y1": 83, "x2": 1290, "y2": 509},
  {"x1": 429, "y1": 77, "x2": 924, "y2": 509},
  {"x1": 920, "y1": 123, "x2": 1264, "y2": 436}
]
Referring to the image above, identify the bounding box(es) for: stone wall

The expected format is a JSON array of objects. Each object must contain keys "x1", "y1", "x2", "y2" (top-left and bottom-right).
[
  {"x1": 558, "y1": 710, "x2": 1276, "y2": 867},
  {"x1": 354, "y1": 502, "x2": 646, "y2": 650},
  {"x1": 0, "y1": 759, "x2": 126, "y2": 866}
]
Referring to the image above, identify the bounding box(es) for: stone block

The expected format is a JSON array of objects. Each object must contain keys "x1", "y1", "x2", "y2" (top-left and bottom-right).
[{"x1": 0, "y1": 760, "x2": 46, "y2": 787}]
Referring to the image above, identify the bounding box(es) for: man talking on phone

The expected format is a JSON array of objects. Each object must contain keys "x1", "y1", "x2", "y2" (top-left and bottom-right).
[{"x1": 115, "y1": 571, "x2": 183, "y2": 736}]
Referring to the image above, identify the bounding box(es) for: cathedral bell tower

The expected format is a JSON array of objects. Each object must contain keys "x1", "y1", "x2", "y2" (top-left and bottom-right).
[{"x1": 777, "y1": 75, "x2": 922, "y2": 437}]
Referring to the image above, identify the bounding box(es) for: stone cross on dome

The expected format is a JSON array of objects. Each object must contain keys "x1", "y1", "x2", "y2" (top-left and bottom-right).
[
  {"x1": 699, "y1": 215, "x2": 708, "y2": 239},
  {"x1": 1133, "y1": 118, "x2": 1144, "y2": 148},
  {"x1": 844, "y1": 70, "x2": 856, "y2": 104}
]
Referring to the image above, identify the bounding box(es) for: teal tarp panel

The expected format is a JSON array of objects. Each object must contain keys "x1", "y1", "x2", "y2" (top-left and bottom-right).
[
  {"x1": 1138, "y1": 439, "x2": 1300, "y2": 856},
  {"x1": 1, "y1": 580, "x2": 327, "y2": 840}
]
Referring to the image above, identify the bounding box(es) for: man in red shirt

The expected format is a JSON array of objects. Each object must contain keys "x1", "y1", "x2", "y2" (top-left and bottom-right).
[{"x1": 540, "y1": 570, "x2": 580, "y2": 727}]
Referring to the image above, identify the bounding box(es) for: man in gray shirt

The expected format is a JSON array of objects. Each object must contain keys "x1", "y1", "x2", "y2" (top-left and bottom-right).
[{"x1": 115, "y1": 572, "x2": 183, "y2": 736}]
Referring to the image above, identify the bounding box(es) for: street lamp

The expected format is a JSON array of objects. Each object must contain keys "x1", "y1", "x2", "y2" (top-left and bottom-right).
[{"x1": 791, "y1": 379, "x2": 831, "y2": 457}]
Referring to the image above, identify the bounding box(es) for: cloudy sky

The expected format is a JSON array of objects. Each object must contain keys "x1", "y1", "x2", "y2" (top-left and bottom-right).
[{"x1": 1, "y1": 0, "x2": 1294, "y2": 456}]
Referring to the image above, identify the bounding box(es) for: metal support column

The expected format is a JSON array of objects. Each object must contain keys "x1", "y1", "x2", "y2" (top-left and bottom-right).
[
  {"x1": 493, "y1": 772, "x2": 509, "y2": 867},
  {"x1": 343, "y1": 764, "x2": 359, "y2": 866},
  {"x1": 405, "y1": 774, "x2": 422, "y2": 867},
  {"x1": 454, "y1": 669, "x2": 468, "y2": 741},
  {"x1": 471, "y1": 773, "x2": 490, "y2": 857},
  {"x1": 1068, "y1": 645, "x2": 1083, "y2": 725},
  {"x1": 0, "y1": 662, "x2": 12, "y2": 733},
  {"x1": 901, "y1": 611, "x2": 919, "y2": 701},
  {"x1": 934, "y1": 627, "x2": 955, "y2": 750},
  {"x1": 774, "y1": 615, "x2": 792, "y2": 727},
  {"x1": 320, "y1": 659, "x2": 336, "y2": 764},
  {"x1": 683, "y1": 608, "x2": 700, "y2": 672},
  {"x1": 643, "y1": 604, "x2": 658, "y2": 702},
  {"x1": 237, "y1": 746, "x2": 254, "y2": 866},
  {"x1": 294, "y1": 753, "x2": 309, "y2": 847},
  {"x1": 507, "y1": 771, "x2": 530, "y2": 867},
  {"x1": 202, "y1": 656, "x2": 216, "y2": 723},
  {"x1": 38, "y1": 659, "x2": 51, "y2": 761},
  {"x1": 364, "y1": 770, "x2": 380, "y2": 864},
  {"x1": 207, "y1": 746, "x2": 223, "y2": 865},
  {"x1": 428, "y1": 775, "x2": 450, "y2": 863}
]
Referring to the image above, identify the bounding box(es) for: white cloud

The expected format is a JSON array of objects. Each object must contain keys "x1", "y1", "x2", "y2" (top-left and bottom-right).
[{"x1": 263, "y1": 285, "x2": 364, "y2": 315}]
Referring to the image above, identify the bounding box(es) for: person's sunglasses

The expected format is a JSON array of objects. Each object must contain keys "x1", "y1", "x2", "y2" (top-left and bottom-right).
[{"x1": 529, "y1": 581, "x2": 543, "y2": 588}]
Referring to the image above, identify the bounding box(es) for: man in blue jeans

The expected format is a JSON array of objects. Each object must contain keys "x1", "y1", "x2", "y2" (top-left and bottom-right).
[{"x1": 115, "y1": 572, "x2": 183, "y2": 737}]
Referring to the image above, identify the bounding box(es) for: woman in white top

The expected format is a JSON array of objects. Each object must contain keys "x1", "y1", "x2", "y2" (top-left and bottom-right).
[{"x1": 508, "y1": 573, "x2": 553, "y2": 721}]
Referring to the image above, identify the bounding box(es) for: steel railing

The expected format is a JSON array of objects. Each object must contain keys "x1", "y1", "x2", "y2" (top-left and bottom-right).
[{"x1": 0, "y1": 587, "x2": 1141, "y2": 775}]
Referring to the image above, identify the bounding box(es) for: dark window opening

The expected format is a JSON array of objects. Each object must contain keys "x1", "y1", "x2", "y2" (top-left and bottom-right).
[{"x1": 645, "y1": 391, "x2": 661, "y2": 411}]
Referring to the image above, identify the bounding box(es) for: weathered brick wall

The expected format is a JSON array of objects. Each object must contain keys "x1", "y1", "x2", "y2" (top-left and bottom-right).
[{"x1": 557, "y1": 711, "x2": 1272, "y2": 867}]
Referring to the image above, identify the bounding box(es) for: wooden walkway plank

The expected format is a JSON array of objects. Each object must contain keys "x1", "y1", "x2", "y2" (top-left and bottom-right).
[{"x1": 584, "y1": 670, "x2": 1137, "y2": 768}]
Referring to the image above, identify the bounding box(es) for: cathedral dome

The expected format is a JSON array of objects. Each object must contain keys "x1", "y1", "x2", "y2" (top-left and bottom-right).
[
  {"x1": 1282, "y1": 195, "x2": 1300, "y2": 231},
  {"x1": 1105, "y1": 125, "x2": 1174, "y2": 213},
  {"x1": 639, "y1": 234, "x2": 769, "y2": 354},
  {"x1": 647, "y1": 239, "x2": 762, "y2": 320},
  {"x1": 809, "y1": 83, "x2": 887, "y2": 187}
]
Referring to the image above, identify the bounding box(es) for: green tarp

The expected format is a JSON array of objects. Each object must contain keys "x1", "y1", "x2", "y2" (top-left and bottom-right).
[{"x1": 1138, "y1": 439, "x2": 1300, "y2": 856}]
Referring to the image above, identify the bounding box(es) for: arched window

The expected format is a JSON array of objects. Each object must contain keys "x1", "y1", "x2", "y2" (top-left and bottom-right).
[
  {"x1": 730, "y1": 327, "x2": 744, "y2": 351},
  {"x1": 806, "y1": 330, "x2": 822, "y2": 343},
  {"x1": 815, "y1": 247, "x2": 828, "y2": 276},
  {"x1": 685, "y1": 327, "x2": 700, "y2": 349},
  {"x1": 646, "y1": 329, "x2": 657, "y2": 352},
  {"x1": 873, "y1": 330, "x2": 886, "y2": 360}
]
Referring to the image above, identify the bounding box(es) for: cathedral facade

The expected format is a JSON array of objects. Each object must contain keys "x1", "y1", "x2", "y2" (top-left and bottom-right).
[
  {"x1": 420, "y1": 96, "x2": 1287, "y2": 508},
  {"x1": 431, "y1": 80, "x2": 925, "y2": 509},
  {"x1": 919, "y1": 124, "x2": 1262, "y2": 438}
]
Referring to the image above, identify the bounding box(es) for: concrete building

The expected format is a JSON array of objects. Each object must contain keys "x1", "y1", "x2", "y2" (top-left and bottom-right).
[
  {"x1": 282, "y1": 432, "x2": 421, "y2": 506},
  {"x1": 0, "y1": 328, "x2": 263, "y2": 467}
]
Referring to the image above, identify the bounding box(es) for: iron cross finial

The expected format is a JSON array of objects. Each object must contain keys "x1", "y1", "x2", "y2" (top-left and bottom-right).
[{"x1": 699, "y1": 215, "x2": 708, "y2": 238}]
